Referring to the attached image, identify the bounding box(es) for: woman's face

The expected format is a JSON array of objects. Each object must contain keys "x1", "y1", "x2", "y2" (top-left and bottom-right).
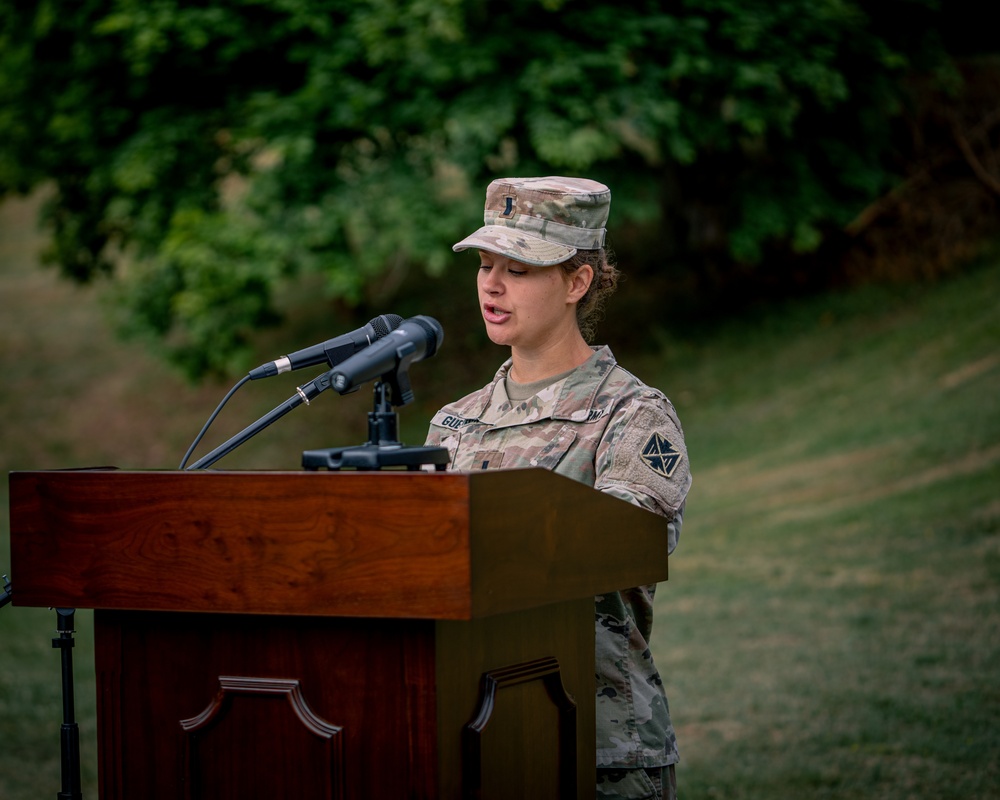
[{"x1": 476, "y1": 251, "x2": 589, "y2": 351}]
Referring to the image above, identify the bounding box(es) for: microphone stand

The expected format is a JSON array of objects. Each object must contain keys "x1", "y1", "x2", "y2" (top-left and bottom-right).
[
  {"x1": 302, "y1": 380, "x2": 449, "y2": 471},
  {"x1": 0, "y1": 576, "x2": 82, "y2": 799},
  {"x1": 185, "y1": 357, "x2": 447, "y2": 472},
  {"x1": 186, "y1": 368, "x2": 339, "y2": 470},
  {"x1": 53, "y1": 608, "x2": 83, "y2": 800}
]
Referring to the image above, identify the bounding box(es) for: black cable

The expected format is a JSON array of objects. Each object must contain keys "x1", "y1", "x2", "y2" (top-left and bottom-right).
[{"x1": 178, "y1": 374, "x2": 251, "y2": 469}]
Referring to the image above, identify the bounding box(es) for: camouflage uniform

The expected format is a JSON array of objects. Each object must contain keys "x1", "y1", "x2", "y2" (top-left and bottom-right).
[{"x1": 424, "y1": 346, "x2": 691, "y2": 786}]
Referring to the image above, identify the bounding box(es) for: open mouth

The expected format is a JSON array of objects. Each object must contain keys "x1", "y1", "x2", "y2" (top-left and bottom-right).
[{"x1": 483, "y1": 304, "x2": 511, "y2": 323}]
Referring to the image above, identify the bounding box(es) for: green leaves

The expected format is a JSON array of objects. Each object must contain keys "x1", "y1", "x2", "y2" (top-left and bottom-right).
[{"x1": 0, "y1": 0, "x2": 954, "y2": 377}]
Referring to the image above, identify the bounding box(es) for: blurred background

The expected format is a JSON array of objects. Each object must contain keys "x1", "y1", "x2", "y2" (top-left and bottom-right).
[{"x1": 1, "y1": 1, "x2": 998, "y2": 797}]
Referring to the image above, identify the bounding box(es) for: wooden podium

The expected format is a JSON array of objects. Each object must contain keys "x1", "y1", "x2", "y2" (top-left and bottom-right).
[{"x1": 9, "y1": 468, "x2": 669, "y2": 799}]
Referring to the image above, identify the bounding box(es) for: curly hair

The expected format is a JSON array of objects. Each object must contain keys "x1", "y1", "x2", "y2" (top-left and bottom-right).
[{"x1": 561, "y1": 248, "x2": 620, "y2": 341}]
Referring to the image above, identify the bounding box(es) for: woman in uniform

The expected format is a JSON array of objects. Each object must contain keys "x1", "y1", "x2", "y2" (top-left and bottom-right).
[{"x1": 425, "y1": 176, "x2": 692, "y2": 800}]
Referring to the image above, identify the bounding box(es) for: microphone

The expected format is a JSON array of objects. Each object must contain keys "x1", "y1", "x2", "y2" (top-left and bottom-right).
[
  {"x1": 330, "y1": 316, "x2": 443, "y2": 396},
  {"x1": 248, "y1": 314, "x2": 404, "y2": 380}
]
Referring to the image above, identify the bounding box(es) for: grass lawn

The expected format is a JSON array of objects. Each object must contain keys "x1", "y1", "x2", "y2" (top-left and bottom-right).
[
  {"x1": 1, "y1": 190, "x2": 998, "y2": 797},
  {"x1": 651, "y1": 262, "x2": 1000, "y2": 798}
]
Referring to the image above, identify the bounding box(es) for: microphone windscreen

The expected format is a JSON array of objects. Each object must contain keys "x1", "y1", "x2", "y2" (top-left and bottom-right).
[{"x1": 371, "y1": 314, "x2": 404, "y2": 339}]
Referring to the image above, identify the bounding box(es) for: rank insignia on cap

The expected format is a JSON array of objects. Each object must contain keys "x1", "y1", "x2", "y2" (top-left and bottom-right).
[{"x1": 641, "y1": 432, "x2": 682, "y2": 478}]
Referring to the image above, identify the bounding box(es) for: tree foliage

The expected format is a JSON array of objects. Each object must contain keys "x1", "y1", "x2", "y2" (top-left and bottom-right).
[{"x1": 0, "y1": 0, "x2": 954, "y2": 377}]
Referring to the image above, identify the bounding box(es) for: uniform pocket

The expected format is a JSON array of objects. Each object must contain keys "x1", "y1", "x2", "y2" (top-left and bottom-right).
[{"x1": 596, "y1": 767, "x2": 658, "y2": 799}]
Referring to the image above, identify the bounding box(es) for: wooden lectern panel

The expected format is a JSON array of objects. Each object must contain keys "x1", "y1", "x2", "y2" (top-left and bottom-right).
[
  {"x1": 96, "y1": 611, "x2": 440, "y2": 799},
  {"x1": 10, "y1": 469, "x2": 475, "y2": 618},
  {"x1": 462, "y1": 657, "x2": 578, "y2": 799},
  {"x1": 180, "y1": 676, "x2": 345, "y2": 800}
]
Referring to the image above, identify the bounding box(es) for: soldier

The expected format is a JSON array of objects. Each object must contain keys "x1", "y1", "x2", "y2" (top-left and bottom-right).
[{"x1": 425, "y1": 176, "x2": 691, "y2": 800}]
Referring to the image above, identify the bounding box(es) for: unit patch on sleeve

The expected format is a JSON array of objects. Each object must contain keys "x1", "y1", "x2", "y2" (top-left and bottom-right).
[{"x1": 640, "y1": 431, "x2": 682, "y2": 478}]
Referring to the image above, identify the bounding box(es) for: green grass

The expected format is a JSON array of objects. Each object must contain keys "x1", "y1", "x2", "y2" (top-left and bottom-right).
[
  {"x1": 649, "y1": 263, "x2": 1000, "y2": 798},
  {"x1": 2, "y1": 191, "x2": 998, "y2": 797}
]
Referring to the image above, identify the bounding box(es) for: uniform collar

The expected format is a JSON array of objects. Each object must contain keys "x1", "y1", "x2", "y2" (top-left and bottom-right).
[{"x1": 474, "y1": 345, "x2": 617, "y2": 426}]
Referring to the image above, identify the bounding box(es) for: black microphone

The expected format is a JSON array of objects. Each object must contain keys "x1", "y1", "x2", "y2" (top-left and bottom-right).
[
  {"x1": 330, "y1": 316, "x2": 443, "y2": 395},
  {"x1": 248, "y1": 314, "x2": 404, "y2": 380}
]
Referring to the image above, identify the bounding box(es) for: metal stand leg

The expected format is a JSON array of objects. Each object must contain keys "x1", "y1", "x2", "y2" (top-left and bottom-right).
[{"x1": 53, "y1": 608, "x2": 83, "y2": 800}]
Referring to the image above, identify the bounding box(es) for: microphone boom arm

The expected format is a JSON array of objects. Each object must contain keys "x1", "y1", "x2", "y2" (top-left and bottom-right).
[{"x1": 186, "y1": 369, "x2": 337, "y2": 470}]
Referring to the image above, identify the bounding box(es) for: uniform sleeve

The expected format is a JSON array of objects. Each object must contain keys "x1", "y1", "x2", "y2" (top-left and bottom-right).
[{"x1": 594, "y1": 391, "x2": 692, "y2": 553}]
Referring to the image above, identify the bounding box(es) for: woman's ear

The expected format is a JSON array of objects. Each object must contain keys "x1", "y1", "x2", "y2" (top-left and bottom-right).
[{"x1": 567, "y1": 264, "x2": 594, "y2": 304}]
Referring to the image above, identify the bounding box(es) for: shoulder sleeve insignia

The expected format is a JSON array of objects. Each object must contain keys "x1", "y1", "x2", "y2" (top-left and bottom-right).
[{"x1": 640, "y1": 431, "x2": 682, "y2": 478}]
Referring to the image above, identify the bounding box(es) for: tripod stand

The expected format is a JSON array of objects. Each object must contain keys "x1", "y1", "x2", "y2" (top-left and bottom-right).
[
  {"x1": 0, "y1": 575, "x2": 83, "y2": 799},
  {"x1": 53, "y1": 607, "x2": 83, "y2": 800}
]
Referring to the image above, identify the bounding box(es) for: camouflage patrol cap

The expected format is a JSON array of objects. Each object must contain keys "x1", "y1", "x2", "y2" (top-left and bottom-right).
[{"x1": 453, "y1": 176, "x2": 610, "y2": 266}]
